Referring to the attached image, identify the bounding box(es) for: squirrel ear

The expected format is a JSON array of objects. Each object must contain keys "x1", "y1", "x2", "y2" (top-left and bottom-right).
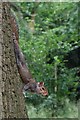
[{"x1": 38, "y1": 82, "x2": 44, "y2": 86}]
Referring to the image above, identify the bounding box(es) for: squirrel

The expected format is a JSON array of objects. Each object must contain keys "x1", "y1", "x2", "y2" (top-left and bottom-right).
[{"x1": 10, "y1": 13, "x2": 48, "y2": 96}]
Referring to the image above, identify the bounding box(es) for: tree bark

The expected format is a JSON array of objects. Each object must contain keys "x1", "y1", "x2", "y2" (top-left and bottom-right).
[{"x1": 0, "y1": 2, "x2": 28, "y2": 119}]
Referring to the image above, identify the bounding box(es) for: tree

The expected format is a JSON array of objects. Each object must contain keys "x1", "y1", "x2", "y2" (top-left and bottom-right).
[{"x1": 0, "y1": 2, "x2": 28, "y2": 119}]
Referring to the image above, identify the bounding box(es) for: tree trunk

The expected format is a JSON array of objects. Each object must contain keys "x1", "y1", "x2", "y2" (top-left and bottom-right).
[{"x1": 0, "y1": 2, "x2": 28, "y2": 119}]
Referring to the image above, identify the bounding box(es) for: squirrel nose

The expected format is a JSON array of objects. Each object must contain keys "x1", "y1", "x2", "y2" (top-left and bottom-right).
[{"x1": 43, "y1": 92, "x2": 48, "y2": 96}]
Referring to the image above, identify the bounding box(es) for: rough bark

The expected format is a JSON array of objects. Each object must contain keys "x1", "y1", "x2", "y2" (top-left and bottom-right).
[
  {"x1": 0, "y1": 2, "x2": 3, "y2": 119},
  {"x1": 0, "y1": 2, "x2": 28, "y2": 119}
]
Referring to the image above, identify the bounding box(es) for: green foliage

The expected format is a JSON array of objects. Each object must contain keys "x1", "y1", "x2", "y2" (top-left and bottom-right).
[{"x1": 12, "y1": 2, "x2": 79, "y2": 118}]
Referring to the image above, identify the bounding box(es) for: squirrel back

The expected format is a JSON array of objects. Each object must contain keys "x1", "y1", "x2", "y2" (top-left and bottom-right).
[{"x1": 13, "y1": 36, "x2": 33, "y2": 84}]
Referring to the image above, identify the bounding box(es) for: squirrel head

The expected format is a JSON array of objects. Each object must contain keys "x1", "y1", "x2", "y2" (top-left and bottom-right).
[
  {"x1": 36, "y1": 82, "x2": 48, "y2": 96},
  {"x1": 22, "y1": 81, "x2": 48, "y2": 96}
]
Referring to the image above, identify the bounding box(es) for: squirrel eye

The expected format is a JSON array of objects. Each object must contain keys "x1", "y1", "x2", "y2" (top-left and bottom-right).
[{"x1": 42, "y1": 87, "x2": 45, "y2": 90}]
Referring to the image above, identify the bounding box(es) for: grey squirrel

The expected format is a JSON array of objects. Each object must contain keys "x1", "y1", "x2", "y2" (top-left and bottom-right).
[{"x1": 11, "y1": 14, "x2": 48, "y2": 96}]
